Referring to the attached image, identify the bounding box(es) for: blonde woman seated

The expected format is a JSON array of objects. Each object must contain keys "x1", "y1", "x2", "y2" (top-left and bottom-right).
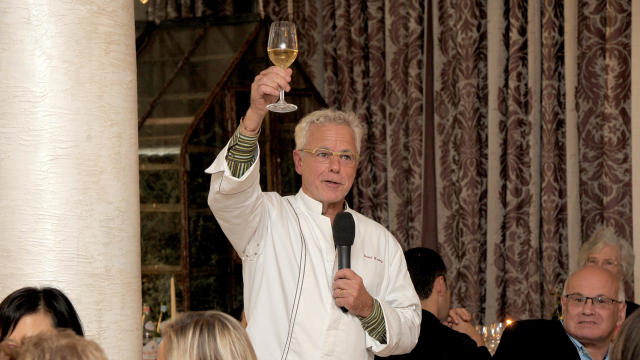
[
  {"x1": 579, "y1": 226, "x2": 638, "y2": 317},
  {"x1": 158, "y1": 311, "x2": 256, "y2": 360}
]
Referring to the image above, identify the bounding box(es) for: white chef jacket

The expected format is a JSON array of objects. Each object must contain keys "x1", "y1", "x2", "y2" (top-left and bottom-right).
[{"x1": 206, "y1": 143, "x2": 421, "y2": 360}]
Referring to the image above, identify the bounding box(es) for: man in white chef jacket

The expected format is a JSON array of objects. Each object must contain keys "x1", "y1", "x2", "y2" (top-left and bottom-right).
[{"x1": 206, "y1": 66, "x2": 421, "y2": 359}]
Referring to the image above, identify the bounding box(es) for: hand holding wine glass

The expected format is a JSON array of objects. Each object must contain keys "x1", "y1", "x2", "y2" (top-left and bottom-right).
[
  {"x1": 242, "y1": 67, "x2": 291, "y2": 136},
  {"x1": 266, "y1": 21, "x2": 298, "y2": 113}
]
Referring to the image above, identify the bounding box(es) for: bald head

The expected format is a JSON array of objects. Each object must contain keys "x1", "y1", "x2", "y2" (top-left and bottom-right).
[
  {"x1": 561, "y1": 266, "x2": 626, "y2": 353},
  {"x1": 563, "y1": 266, "x2": 624, "y2": 301}
]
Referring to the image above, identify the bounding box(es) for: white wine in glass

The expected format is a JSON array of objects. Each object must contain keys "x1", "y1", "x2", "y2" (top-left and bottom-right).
[{"x1": 266, "y1": 21, "x2": 298, "y2": 113}]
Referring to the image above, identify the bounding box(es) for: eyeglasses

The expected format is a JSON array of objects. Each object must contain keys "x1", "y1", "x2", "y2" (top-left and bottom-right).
[
  {"x1": 564, "y1": 293, "x2": 622, "y2": 307},
  {"x1": 586, "y1": 257, "x2": 619, "y2": 268},
  {"x1": 299, "y1": 148, "x2": 359, "y2": 166}
]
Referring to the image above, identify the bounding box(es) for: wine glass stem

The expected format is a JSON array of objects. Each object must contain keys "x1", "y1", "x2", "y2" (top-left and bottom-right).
[{"x1": 279, "y1": 88, "x2": 285, "y2": 103}]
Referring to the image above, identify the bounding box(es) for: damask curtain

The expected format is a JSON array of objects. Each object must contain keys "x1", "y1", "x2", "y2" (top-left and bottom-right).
[
  {"x1": 577, "y1": 1, "x2": 632, "y2": 253},
  {"x1": 435, "y1": 0, "x2": 632, "y2": 323},
  {"x1": 433, "y1": 0, "x2": 489, "y2": 324},
  {"x1": 258, "y1": 0, "x2": 634, "y2": 322},
  {"x1": 142, "y1": 0, "x2": 635, "y2": 323}
]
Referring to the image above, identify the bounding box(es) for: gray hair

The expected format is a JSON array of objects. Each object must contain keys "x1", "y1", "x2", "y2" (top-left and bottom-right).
[
  {"x1": 578, "y1": 226, "x2": 634, "y2": 282},
  {"x1": 294, "y1": 109, "x2": 366, "y2": 153}
]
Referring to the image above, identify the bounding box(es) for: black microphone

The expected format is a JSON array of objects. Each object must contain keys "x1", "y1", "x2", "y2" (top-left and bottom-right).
[
  {"x1": 333, "y1": 211, "x2": 355, "y2": 269},
  {"x1": 333, "y1": 211, "x2": 355, "y2": 313}
]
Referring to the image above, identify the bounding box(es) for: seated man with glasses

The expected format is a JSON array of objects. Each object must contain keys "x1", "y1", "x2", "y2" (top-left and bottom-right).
[
  {"x1": 493, "y1": 266, "x2": 626, "y2": 360},
  {"x1": 206, "y1": 66, "x2": 421, "y2": 359}
]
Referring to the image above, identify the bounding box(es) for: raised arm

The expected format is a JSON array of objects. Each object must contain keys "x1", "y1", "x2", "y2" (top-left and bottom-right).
[{"x1": 205, "y1": 67, "x2": 292, "y2": 254}]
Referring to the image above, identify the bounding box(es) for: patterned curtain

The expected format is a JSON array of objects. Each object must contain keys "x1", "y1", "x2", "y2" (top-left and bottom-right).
[
  {"x1": 576, "y1": 0, "x2": 632, "y2": 258},
  {"x1": 435, "y1": 0, "x2": 632, "y2": 323},
  {"x1": 434, "y1": 0, "x2": 489, "y2": 324},
  {"x1": 494, "y1": 0, "x2": 569, "y2": 321},
  {"x1": 538, "y1": 0, "x2": 570, "y2": 320},
  {"x1": 143, "y1": 0, "x2": 634, "y2": 321},
  {"x1": 262, "y1": 0, "x2": 427, "y2": 249},
  {"x1": 576, "y1": 1, "x2": 632, "y2": 297}
]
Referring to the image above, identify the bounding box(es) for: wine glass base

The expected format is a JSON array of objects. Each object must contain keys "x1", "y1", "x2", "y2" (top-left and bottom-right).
[{"x1": 267, "y1": 102, "x2": 298, "y2": 113}]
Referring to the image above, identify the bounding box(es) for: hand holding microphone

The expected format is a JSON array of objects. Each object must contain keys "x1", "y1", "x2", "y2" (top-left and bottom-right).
[{"x1": 332, "y1": 212, "x2": 374, "y2": 317}]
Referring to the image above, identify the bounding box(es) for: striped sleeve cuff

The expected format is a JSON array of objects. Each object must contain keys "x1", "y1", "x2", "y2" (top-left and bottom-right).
[
  {"x1": 225, "y1": 121, "x2": 260, "y2": 178},
  {"x1": 358, "y1": 298, "x2": 387, "y2": 344}
]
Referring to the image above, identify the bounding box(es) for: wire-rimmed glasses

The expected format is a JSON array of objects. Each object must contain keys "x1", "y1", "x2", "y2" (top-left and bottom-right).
[
  {"x1": 564, "y1": 293, "x2": 623, "y2": 306},
  {"x1": 299, "y1": 148, "x2": 359, "y2": 166}
]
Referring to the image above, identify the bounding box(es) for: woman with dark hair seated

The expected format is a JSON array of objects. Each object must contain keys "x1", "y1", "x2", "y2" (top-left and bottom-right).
[{"x1": 0, "y1": 287, "x2": 83, "y2": 347}]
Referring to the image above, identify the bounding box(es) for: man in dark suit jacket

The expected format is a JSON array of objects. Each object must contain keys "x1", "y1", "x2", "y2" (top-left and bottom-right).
[
  {"x1": 493, "y1": 266, "x2": 626, "y2": 360},
  {"x1": 493, "y1": 319, "x2": 580, "y2": 360},
  {"x1": 378, "y1": 248, "x2": 491, "y2": 360}
]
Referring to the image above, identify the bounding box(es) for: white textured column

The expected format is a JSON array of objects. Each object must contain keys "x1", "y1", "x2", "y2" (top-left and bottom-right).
[{"x1": 0, "y1": 2, "x2": 140, "y2": 359}]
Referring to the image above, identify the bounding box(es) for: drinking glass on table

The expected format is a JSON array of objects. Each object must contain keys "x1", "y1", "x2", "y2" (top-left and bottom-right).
[
  {"x1": 266, "y1": 21, "x2": 298, "y2": 113},
  {"x1": 485, "y1": 321, "x2": 506, "y2": 355}
]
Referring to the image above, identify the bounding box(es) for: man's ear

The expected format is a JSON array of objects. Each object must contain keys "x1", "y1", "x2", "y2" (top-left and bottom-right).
[
  {"x1": 434, "y1": 275, "x2": 446, "y2": 296},
  {"x1": 293, "y1": 149, "x2": 303, "y2": 175},
  {"x1": 617, "y1": 301, "x2": 627, "y2": 327}
]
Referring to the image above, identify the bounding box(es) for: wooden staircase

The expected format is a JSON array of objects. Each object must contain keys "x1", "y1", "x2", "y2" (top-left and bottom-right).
[
  {"x1": 137, "y1": 15, "x2": 261, "y2": 314},
  {"x1": 136, "y1": 14, "x2": 327, "y2": 314}
]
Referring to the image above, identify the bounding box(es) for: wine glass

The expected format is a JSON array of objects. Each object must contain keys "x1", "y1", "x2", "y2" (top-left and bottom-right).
[
  {"x1": 485, "y1": 322, "x2": 506, "y2": 355},
  {"x1": 266, "y1": 21, "x2": 298, "y2": 113}
]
